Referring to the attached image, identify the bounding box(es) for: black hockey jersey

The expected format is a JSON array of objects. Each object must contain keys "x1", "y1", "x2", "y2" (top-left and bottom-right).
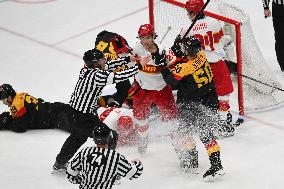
[
  {"x1": 161, "y1": 51, "x2": 216, "y2": 103},
  {"x1": 95, "y1": 30, "x2": 131, "y2": 61},
  {"x1": 95, "y1": 31, "x2": 132, "y2": 107},
  {"x1": 2, "y1": 93, "x2": 69, "y2": 132}
]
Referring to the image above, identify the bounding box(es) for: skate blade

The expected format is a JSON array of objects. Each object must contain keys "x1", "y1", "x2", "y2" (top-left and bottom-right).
[
  {"x1": 203, "y1": 170, "x2": 225, "y2": 182},
  {"x1": 51, "y1": 169, "x2": 66, "y2": 175},
  {"x1": 217, "y1": 131, "x2": 234, "y2": 139}
]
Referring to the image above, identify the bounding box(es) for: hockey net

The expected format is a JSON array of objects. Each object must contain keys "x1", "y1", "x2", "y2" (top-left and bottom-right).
[{"x1": 149, "y1": 0, "x2": 284, "y2": 114}]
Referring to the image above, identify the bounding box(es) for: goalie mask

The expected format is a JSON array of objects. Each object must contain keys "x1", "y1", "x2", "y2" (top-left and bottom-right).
[{"x1": 0, "y1": 84, "x2": 16, "y2": 100}]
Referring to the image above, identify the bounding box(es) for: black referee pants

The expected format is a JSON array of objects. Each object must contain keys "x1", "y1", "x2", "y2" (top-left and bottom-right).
[
  {"x1": 56, "y1": 108, "x2": 103, "y2": 165},
  {"x1": 272, "y1": 2, "x2": 284, "y2": 71},
  {"x1": 55, "y1": 107, "x2": 118, "y2": 165}
]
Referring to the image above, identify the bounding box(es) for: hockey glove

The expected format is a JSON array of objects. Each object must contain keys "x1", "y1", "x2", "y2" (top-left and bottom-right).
[
  {"x1": 108, "y1": 100, "x2": 121, "y2": 108},
  {"x1": 0, "y1": 112, "x2": 12, "y2": 128},
  {"x1": 112, "y1": 35, "x2": 132, "y2": 55},
  {"x1": 152, "y1": 50, "x2": 167, "y2": 69},
  {"x1": 171, "y1": 34, "x2": 184, "y2": 58},
  {"x1": 225, "y1": 60, "x2": 237, "y2": 74}
]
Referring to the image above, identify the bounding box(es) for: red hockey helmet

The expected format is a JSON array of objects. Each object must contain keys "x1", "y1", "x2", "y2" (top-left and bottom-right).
[
  {"x1": 117, "y1": 116, "x2": 133, "y2": 130},
  {"x1": 185, "y1": 0, "x2": 204, "y2": 14},
  {"x1": 138, "y1": 24, "x2": 155, "y2": 37}
]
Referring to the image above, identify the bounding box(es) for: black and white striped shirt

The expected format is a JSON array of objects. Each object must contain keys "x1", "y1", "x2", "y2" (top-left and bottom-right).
[
  {"x1": 69, "y1": 57, "x2": 139, "y2": 114},
  {"x1": 263, "y1": 0, "x2": 284, "y2": 9},
  {"x1": 66, "y1": 146, "x2": 143, "y2": 189}
]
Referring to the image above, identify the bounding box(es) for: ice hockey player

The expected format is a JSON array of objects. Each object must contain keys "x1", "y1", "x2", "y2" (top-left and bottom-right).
[
  {"x1": 132, "y1": 23, "x2": 178, "y2": 154},
  {"x1": 97, "y1": 106, "x2": 139, "y2": 146},
  {"x1": 52, "y1": 49, "x2": 147, "y2": 173},
  {"x1": 178, "y1": 0, "x2": 235, "y2": 137},
  {"x1": 95, "y1": 30, "x2": 132, "y2": 107},
  {"x1": 0, "y1": 84, "x2": 71, "y2": 133},
  {"x1": 66, "y1": 124, "x2": 143, "y2": 189},
  {"x1": 157, "y1": 36, "x2": 225, "y2": 181}
]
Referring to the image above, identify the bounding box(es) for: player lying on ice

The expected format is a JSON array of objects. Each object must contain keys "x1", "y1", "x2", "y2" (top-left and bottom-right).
[
  {"x1": 96, "y1": 103, "x2": 140, "y2": 146},
  {"x1": 0, "y1": 83, "x2": 141, "y2": 147},
  {"x1": 0, "y1": 84, "x2": 72, "y2": 133}
]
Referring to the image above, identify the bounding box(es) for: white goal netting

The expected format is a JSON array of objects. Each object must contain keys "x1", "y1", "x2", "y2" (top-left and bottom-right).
[{"x1": 152, "y1": 0, "x2": 284, "y2": 113}]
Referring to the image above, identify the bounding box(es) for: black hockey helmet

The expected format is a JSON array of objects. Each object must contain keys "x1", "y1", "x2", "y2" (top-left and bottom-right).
[
  {"x1": 0, "y1": 84, "x2": 16, "y2": 100},
  {"x1": 83, "y1": 49, "x2": 105, "y2": 68},
  {"x1": 92, "y1": 123, "x2": 111, "y2": 145},
  {"x1": 182, "y1": 36, "x2": 202, "y2": 56}
]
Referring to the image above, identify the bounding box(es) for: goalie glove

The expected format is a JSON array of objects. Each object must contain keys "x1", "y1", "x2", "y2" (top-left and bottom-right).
[{"x1": 152, "y1": 50, "x2": 167, "y2": 69}]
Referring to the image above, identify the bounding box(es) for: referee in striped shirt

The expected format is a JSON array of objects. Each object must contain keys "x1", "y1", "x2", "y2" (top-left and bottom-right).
[
  {"x1": 67, "y1": 123, "x2": 143, "y2": 189},
  {"x1": 263, "y1": 0, "x2": 284, "y2": 72},
  {"x1": 53, "y1": 49, "x2": 143, "y2": 172}
]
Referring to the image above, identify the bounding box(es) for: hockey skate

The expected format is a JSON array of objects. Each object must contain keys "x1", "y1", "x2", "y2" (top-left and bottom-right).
[
  {"x1": 51, "y1": 161, "x2": 67, "y2": 175},
  {"x1": 203, "y1": 165, "x2": 225, "y2": 182},
  {"x1": 218, "y1": 113, "x2": 235, "y2": 138},
  {"x1": 217, "y1": 118, "x2": 235, "y2": 138},
  {"x1": 203, "y1": 151, "x2": 225, "y2": 181}
]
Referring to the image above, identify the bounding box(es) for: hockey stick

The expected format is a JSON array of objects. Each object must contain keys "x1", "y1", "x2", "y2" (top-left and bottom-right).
[
  {"x1": 182, "y1": 0, "x2": 211, "y2": 40},
  {"x1": 159, "y1": 26, "x2": 172, "y2": 44},
  {"x1": 231, "y1": 72, "x2": 284, "y2": 127},
  {"x1": 131, "y1": 0, "x2": 217, "y2": 125},
  {"x1": 238, "y1": 73, "x2": 284, "y2": 92}
]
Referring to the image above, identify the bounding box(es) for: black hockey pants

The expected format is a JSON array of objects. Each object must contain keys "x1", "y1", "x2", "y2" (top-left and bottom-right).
[{"x1": 272, "y1": 2, "x2": 284, "y2": 71}]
